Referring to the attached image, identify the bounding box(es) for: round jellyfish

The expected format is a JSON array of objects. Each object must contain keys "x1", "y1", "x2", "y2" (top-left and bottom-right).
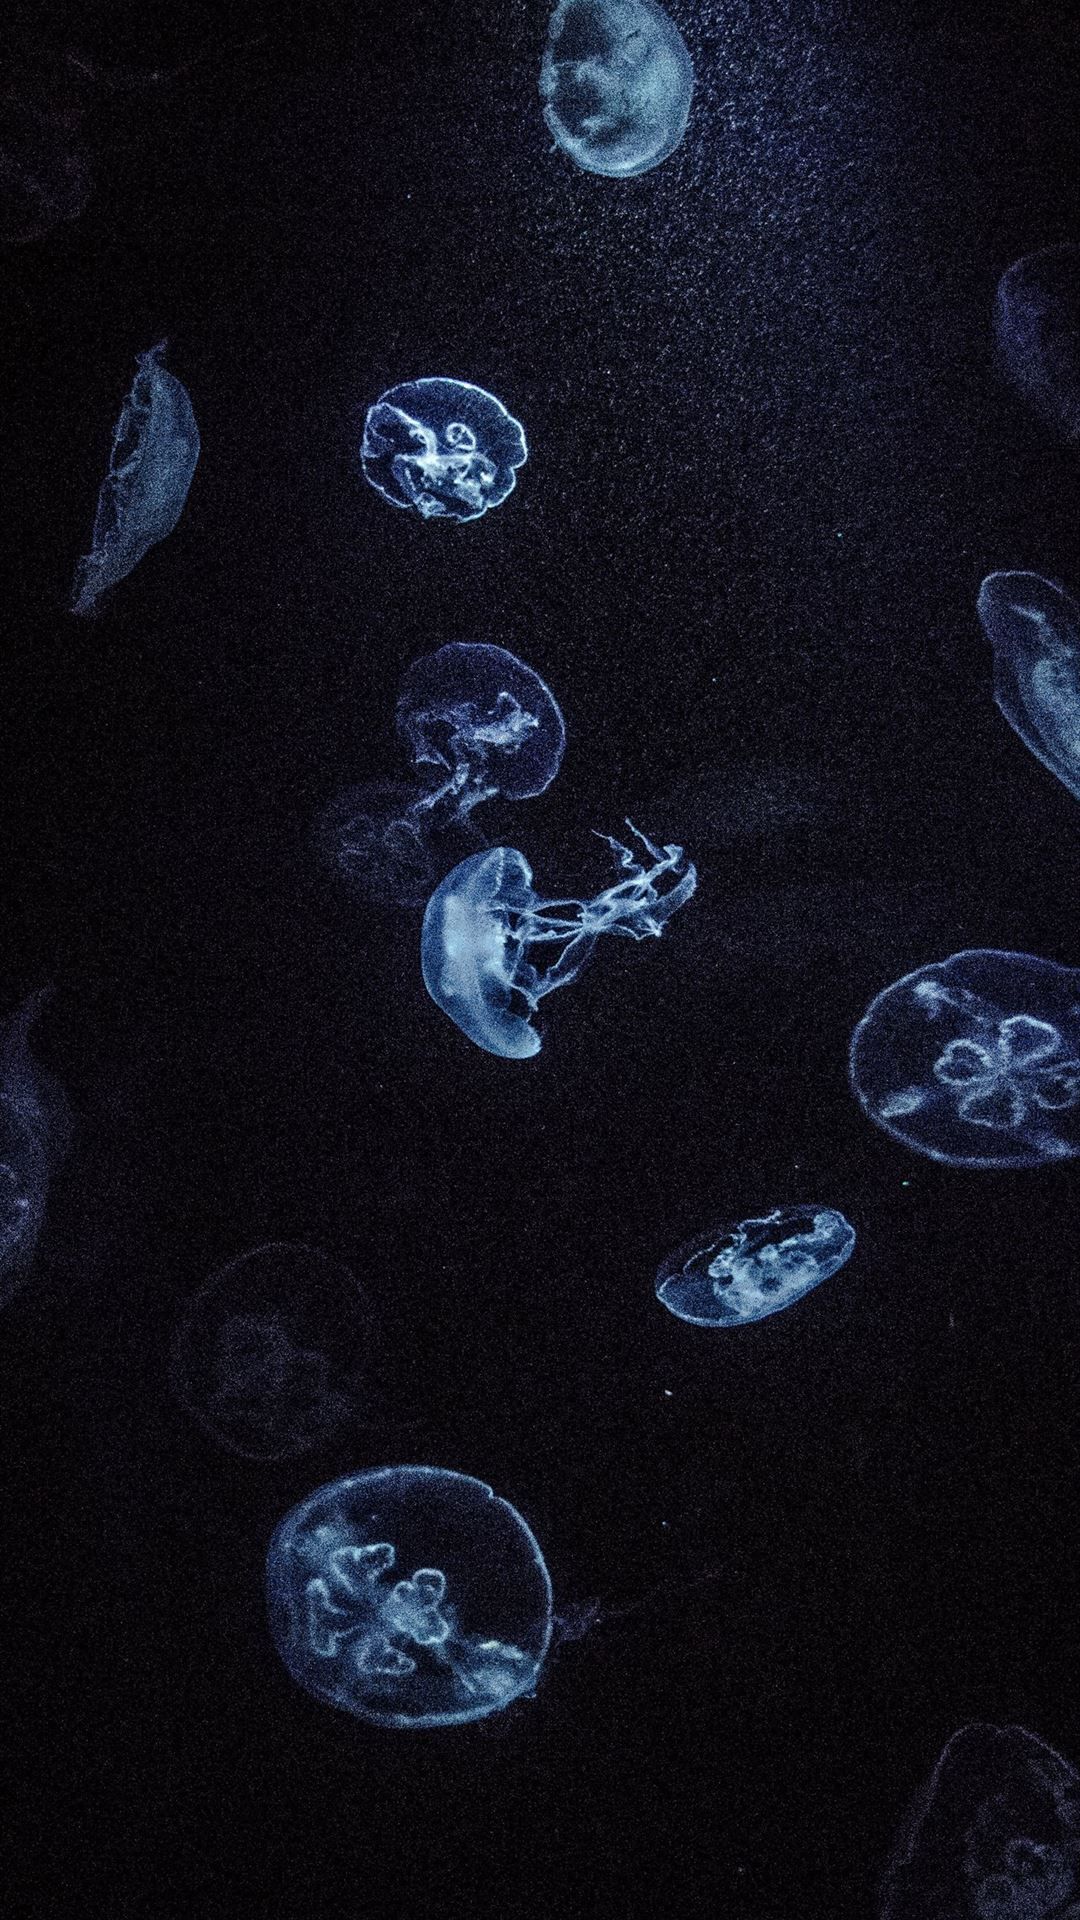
[
  {"x1": 978, "y1": 571, "x2": 1080, "y2": 805},
  {"x1": 656, "y1": 1206, "x2": 856, "y2": 1328},
  {"x1": 397, "y1": 643, "x2": 566, "y2": 823},
  {"x1": 266, "y1": 1466, "x2": 553, "y2": 1729},
  {"x1": 360, "y1": 378, "x2": 527, "y2": 524},
  {"x1": 849, "y1": 949, "x2": 1080, "y2": 1169},
  {"x1": 994, "y1": 244, "x2": 1080, "y2": 445},
  {"x1": 170, "y1": 1243, "x2": 378, "y2": 1460},
  {"x1": 420, "y1": 822, "x2": 697, "y2": 1059},
  {"x1": 0, "y1": 988, "x2": 70, "y2": 1310},
  {"x1": 539, "y1": 0, "x2": 694, "y2": 180}
]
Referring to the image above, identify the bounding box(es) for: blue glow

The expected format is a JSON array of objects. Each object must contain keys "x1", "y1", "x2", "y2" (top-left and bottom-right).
[
  {"x1": 656, "y1": 1206, "x2": 856, "y2": 1327},
  {"x1": 0, "y1": 989, "x2": 69, "y2": 1309},
  {"x1": 978, "y1": 571, "x2": 1080, "y2": 804},
  {"x1": 850, "y1": 950, "x2": 1080, "y2": 1168},
  {"x1": 361, "y1": 379, "x2": 527, "y2": 523},
  {"x1": 420, "y1": 824, "x2": 697, "y2": 1058},
  {"x1": 266, "y1": 1466, "x2": 553, "y2": 1729},
  {"x1": 71, "y1": 341, "x2": 200, "y2": 616},
  {"x1": 994, "y1": 244, "x2": 1080, "y2": 445},
  {"x1": 539, "y1": 0, "x2": 694, "y2": 179}
]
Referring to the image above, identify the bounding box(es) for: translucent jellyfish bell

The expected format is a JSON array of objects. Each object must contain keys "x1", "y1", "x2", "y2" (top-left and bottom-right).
[
  {"x1": 656, "y1": 1206, "x2": 856, "y2": 1328},
  {"x1": 850, "y1": 949, "x2": 1080, "y2": 1168},
  {"x1": 266, "y1": 1467, "x2": 553, "y2": 1729},
  {"x1": 539, "y1": 0, "x2": 694, "y2": 180},
  {"x1": 420, "y1": 824, "x2": 697, "y2": 1058},
  {"x1": 397, "y1": 643, "x2": 566, "y2": 822},
  {"x1": 360, "y1": 378, "x2": 527, "y2": 523},
  {"x1": 978, "y1": 571, "x2": 1080, "y2": 804},
  {"x1": 994, "y1": 244, "x2": 1080, "y2": 445},
  {"x1": 0, "y1": 989, "x2": 70, "y2": 1309}
]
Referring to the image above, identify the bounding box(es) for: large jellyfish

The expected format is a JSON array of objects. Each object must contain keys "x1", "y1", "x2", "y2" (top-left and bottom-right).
[
  {"x1": 656, "y1": 1206, "x2": 856, "y2": 1328},
  {"x1": 539, "y1": 0, "x2": 694, "y2": 180},
  {"x1": 978, "y1": 571, "x2": 1080, "y2": 804},
  {"x1": 994, "y1": 244, "x2": 1080, "y2": 445},
  {"x1": 420, "y1": 823, "x2": 697, "y2": 1058},
  {"x1": 0, "y1": 989, "x2": 70, "y2": 1308},
  {"x1": 880, "y1": 1724, "x2": 1080, "y2": 1919},
  {"x1": 850, "y1": 949, "x2": 1080, "y2": 1168},
  {"x1": 266, "y1": 1466, "x2": 553, "y2": 1728},
  {"x1": 360, "y1": 379, "x2": 527, "y2": 523}
]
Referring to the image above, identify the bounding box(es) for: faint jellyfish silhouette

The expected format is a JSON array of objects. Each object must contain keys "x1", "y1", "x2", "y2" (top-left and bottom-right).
[
  {"x1": 266, "y1": 1466, "x2": 553, "y2": 1728},
  {"x1": 880, "y1": 1724, "x2": 1080, "y2": 1920},
  {"x1": 0, "y1": 988, "x2": 70, "y2": 1309},
  {"x1": 539, "y1": 0, "x2": 694, "y2": 180},
  {"x1": 0, "y1": 38, "x2": 93, "y2": 244},
  {"x1": 656, "y1": 1206, "x2": 856, "y2": 1327},
  {"x1": 316, "y1": 779, "x2": 468, "y2": 910},
  {"x1": 978, "y1": 571, "x2": 1080, "y2": 804},
  {"x1": 170, "y1": 1243, "x2": 377, "y2": 1460},
  {"x1": 421, "y1": 823, "x2": 697, "y2": 1058},
  {"x1": 71, "y1": 340, "x2": 200, "y2": 616},
  {"x1": 360, "y1": 379, "x2": 527, "y2": 523},
  {"x1": 850, "y1": 949, "x2": 1080, "y2": 1168},
  {"x1": 994, "y1": 244, "x2": 1080, "y2": 444}
]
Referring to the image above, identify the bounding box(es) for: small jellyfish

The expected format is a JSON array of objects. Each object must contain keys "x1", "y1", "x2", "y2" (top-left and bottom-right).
[
  {"x1": 978, "y1": 571, "x2": 1080, "y2": 804},
  {"x1": 656, "y1": 1206, "x2": 856, "y2": 1327},
  {"x1": 539, "y1": 0, "x2": 694, "y2": 180},
  {"x1": 880, "y1": 1724, "x2": 1080, "y2": 1919},
  {"x1": 0, "y1": 989, "x2": 70, "y2": 1309},
  {"x1": 850, "y1": 949, "x2": 1080, "y2": 1169},
  {"x1": 71, "y1": 340, "x2": 200, "y2": 616},
  {"x1": 421, "y1": 822, "x2": 697, "y2": 1058},
  {"x1": 994, "y1": 244, "x2": 1080, "y2": 445},
  {"x1": 266, "y1": 1466, "x2": 553, "y2": 1728},
  {"x1": 360, "y1": 378, "x2": 527, "y2": 524}
]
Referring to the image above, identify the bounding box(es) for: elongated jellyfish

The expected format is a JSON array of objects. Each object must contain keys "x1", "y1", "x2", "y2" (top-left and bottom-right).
[
  {"x1": 539, "y1": 0, "x2": 694, "y2": 179},
  {"x1": 994, "y1": 244, "x2": 1080, "y2": 444},
  {"x1": 656, "y1": 1207, "x2": 856, "y2": 1327},
  {"x1": 360, "y1": 379, "x2": 527, "y2": 523},
  {"x1": 978, "y1": 570, "x2": 1080, "y2": 804},
  {"x1": 0, "y1": 989, "x2": 70, "y2": 1308}
]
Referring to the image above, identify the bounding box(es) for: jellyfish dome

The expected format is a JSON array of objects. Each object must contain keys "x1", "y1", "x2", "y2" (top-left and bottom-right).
[
  {"x1": 0, "y1": 989, "x2": 70, "y2": 1310},
  {"x1": 978, "y1": 571, "x2": 1080, "y2": 804},
  {"x1": 994, "y1": 243, "x2": 1080, "y2": 444},
  {"x1": 850, "y1": 949, "x2": 1080, "y2": 1168},
  {"x1": 266, "y1": 1466, "x2": 553, "y2": 1729},
  {"x1": 360, "y1": 379, "x2": 527, "y2": 523},
  {"x1": 539, "y1": 0, "x2": 694, "y2": 180},
  {"x1": 656, "y1": 1206, "x2": 856, "y2": 1328},
  {"x1": 397, "y1": 643, "x2": 566, "y2": 820}
]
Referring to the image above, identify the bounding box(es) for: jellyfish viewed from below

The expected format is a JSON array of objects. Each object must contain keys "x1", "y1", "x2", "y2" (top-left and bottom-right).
[
  {"x1": 656, "y1": 1206, "x2": 855, "y2": 1328},
  {"x1": 539, "y1": 0, "x2": 694, "y2": 179},
  {"x1": 995, "y1": 244, "x2": 1080, "y2": 444},
  {"x1": 71, "y1": 340, "x2": 200, "y2": 616},
  {"x1": 880, "y1": 1724, "x2": 1080, "y2": 1919},
  {"x1": 978, "y1": 571, "x2": 1080, "y2": 804},
  {"x1": 266, "y1": 1466, "x2": 553, "y2": 1728},
  {"x1": 850, "y1": 949, "x2": 1080, "y2": 1168},
  {"x1": 421, "y1": 823, "x2": 697, "y2": 1058},
  {"x1": 360, "y1": 379, "x2": 527, "y2": 523},
  {"x1": 0, "y1": 989, "x2": 70, "y2": 1309}
]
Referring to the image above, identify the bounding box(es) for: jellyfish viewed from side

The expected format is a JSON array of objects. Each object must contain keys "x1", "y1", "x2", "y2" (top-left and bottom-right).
[
  {"x1": 994, "y1": 244, "x2": 1080, "y2": 445},
  {"x1": 539, "y1": 0, "x2": 694, "y2": 179},
  {"x1": 656, "y1": 1206, "x2": 856, "y2": 1328},
  {"x1": 71, "y1": 340, "x2": 200, "y2": 617},
  {"x1": 0, "y1": 989, "x2": 70, "y2": 1309},
  {"x1": 850, "y1": 949, "x2": 1080, "y2": 1168},
  {"x1": 360, "y1": 378, "x2": 527, "y2": 523},
  {"x1": 978, "y1": 571, "x2": 1080, "y2": 804},
  {"x1": 421, "y1": 823, "x2": 697, "y2": 1058},
  {"x1": 266, "y1": 1466, "x2": 553, "y2": 1728}
]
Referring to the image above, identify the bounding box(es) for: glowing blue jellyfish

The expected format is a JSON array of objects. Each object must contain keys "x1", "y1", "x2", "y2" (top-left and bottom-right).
[
  {"x1": 0, "y1": 989, "x2": 70, "y2": 1308},
  {"x1": 879, "y1": 1724, "x2": 1080, "y2": 1920},
  {"x1": 360, "y1": 379, "x2": 527, "y2": 524},
  {"x1": 656, "y1": 1206, "x2": 855, "y2": 1328},
  {"x1": 994, "y1": 244, "x2": 1080, "y2": 445},
  {"x1": 266, "y1": 1466, "x2": 553, "y2": 1729},
  {"x1": 539, "y1": 0, "x2": 694, "y2": 179},
  {"x1": 71, "y1": 340, "x2": 199, "y2": 616},
  {"x1": 850, "y1": 949, "x2": 1080, "y2": 1169},
  {"x1": 978, "y1": 571, "x2": 1080, "y2": 805},
  {"x1": 421, "y1": 823, "x2": 697, "y2": 1058}
]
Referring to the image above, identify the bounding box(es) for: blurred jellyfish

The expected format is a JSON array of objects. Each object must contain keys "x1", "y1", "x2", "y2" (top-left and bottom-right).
[
  {"x1": 995, "y1": 244, "x2": 1080, "y2": 445},
  {"x1": 361, "y1": 378, "x2": 527, "y2": 523},
  {"x1": 170, "y1": 1243, "x2": 379, "y2": 1460},
  {"x1": 0, "y1": 38, "x2": 94, "y2": 245},
  {"x1": 539, "y1": 0, "x2": 694, "y2": 179},
  {"x1": 850, "y1": 949, "x2": 1080, "y2": 1168},
  {"x1": 266, "y1": 1466, "x2": 553, "y2": 1728},
  {"x1": 421, "y1": 823, "x2": 697, "y2": 1058},
  {"x1": 0, "y1": 989, "x2": 70, "y2": 1308},
  {"x1": 656, "y1": 1206, "x2": 855, "y2": 1328},
  {"x1": 880, "y1": 1724, "x2": 1080, "y2": 1920},
  {"x1": 978, "y1": 571, "x2": 1080, "y2": 804},
  {"x1": 71, "y1": 340, "x2": 200, "y2": 616}
]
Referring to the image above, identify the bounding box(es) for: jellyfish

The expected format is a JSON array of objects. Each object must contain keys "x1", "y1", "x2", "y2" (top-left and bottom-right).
[
  {"x1": 850, "y1": 949, "x2": 1080, "y2": 1169},
  {"x1": 169, "y1": 1243, "x2": 378, "y2": 1460},
  {"x1": 360, "y1": 378, "x2": 527, "y2": 523},
  {"x1": 880, "y1": 1724, "x2": 1080, "y2": 1919},
  {"x1": 978, "y1": 571, "x2": 1080, "y2": 805},
  {"x1": 420, "y1": 823, "x2": 697, "y2": 1058},
  {"x1": 994, "y1": 244, "x2": 1080, "y2": 445},
  {"x1": 656, "y1": 1206, "x2": 856, "y2": 1328},
  {"x1": 71, "y1": 340, "x2": 200, "y2": 617},
  {"x1": 539, "y1": 0, "x2": 694, "y2": 180},
  {"x1": 266, "y1": 1466, "x2": 553, "y2": 1728},
  {"x1": 0, "y1": 989, "x2": 70, "y2": 1309}
]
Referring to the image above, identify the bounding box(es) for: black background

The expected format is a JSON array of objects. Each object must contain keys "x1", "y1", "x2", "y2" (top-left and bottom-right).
[{"x1": 2, "y1": 0, "x2": 1080, "y2": 1914}]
